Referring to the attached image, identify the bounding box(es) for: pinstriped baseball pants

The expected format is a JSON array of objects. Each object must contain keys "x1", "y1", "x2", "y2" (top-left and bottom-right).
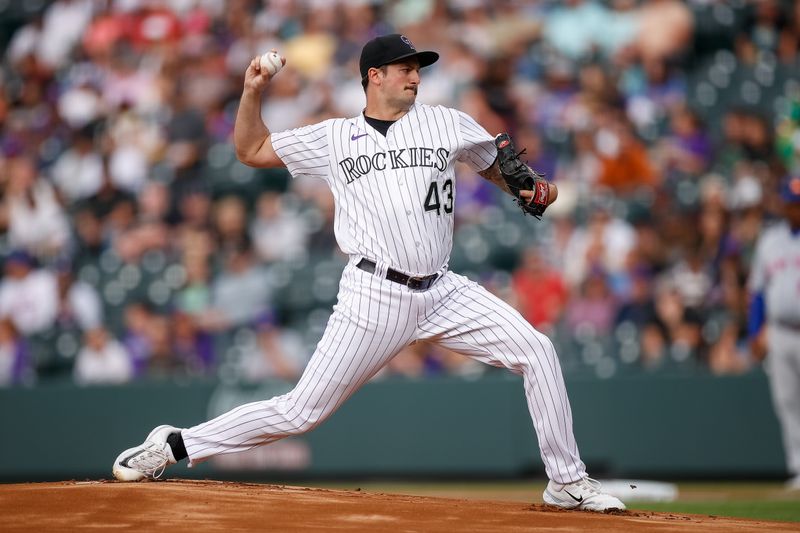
[{"x1": 183, "y1": 259, "x2": 587, "y2": 484}]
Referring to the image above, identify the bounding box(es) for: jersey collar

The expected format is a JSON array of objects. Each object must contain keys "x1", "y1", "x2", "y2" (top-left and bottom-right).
[{"x1": 357, "y1": 103, "x2": 418, "y2": 125}]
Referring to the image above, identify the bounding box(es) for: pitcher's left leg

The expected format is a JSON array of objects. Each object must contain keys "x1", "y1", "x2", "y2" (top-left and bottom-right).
[
  {"x1": 417, "y1": 271, "x2": 584, "y2": 484},
  {"x1": 417, "y1": 273, "x2": 624, "y2": 511}
]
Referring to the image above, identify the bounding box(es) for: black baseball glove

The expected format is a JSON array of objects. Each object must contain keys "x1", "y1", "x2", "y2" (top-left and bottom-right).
[{"x1": 494, "y1": 132, "x2": 550, "y2": 219}]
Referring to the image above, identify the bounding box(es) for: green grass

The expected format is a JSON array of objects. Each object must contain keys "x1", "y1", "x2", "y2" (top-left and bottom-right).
[
  {"x1": 628, "y1": 482, "x2": 800, "y2": 523},
  {"x1": 628, "y1": 500, "x2": 800, "y2": 523}
]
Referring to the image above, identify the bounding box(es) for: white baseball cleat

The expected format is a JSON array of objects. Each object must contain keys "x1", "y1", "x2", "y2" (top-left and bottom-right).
[
  {"x1": 112, "y1": 425, "x2": 181, "y2": 481},
  {"x1": 543, "y1": 477, "x2": 626, "y2": 512}
]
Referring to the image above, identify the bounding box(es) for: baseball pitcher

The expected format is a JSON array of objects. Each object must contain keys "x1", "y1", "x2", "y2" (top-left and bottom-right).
[{"x1": 112, "y1": 34, "x2": 625, "y2": 512}]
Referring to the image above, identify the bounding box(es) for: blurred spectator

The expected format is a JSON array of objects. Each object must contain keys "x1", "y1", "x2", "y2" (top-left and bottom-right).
[
  {"x1": 595, "y1": 110, "x2": 659, "y2": 194},
  {"x1": 213, "y1": 195, "x2": 249, "y2": 250},
  {"x1": 515, "y1": 127, "x2": 558, "y2": 185},
  {"x1": 85, "y1": 159, "x2": 137, "y2": 221},
  {"x1": 644, "y1": 280, "x2": 705, "y2": 367},
  {"x1": 73, "y1": 326, "x2": 133, "y2": 386},
  {"x1": 3, "y1": 156, "x2": 70, "y2": 260},
  {"x1": 0, "y1": 318, "x2": 33, "y2": 387},
  {"x1": 635, "y1": 0, "x2": 693, "y2": 63},
  {"x1": 50, "y1": 125, "x2": 104, "y2": 201},
  {"x1": 175, "y1": 255, "x2": 212, "y2": 316},
  {"x1": 667, "y1": 245, "x2": 713, "y2": 312},
  {"x1": 707, "y1": 214, "x2": 751, "y2": 377},
  {"x1": 513, "y1": 247, "x2": 568, "y2": 332},
  {"x1": 622, "y1": 56, "x2": 686, "y2": 133},
  {"x1": 6, "y1": 0, "x2": 93, "y2": 70},
  {"x1": 92, "y1": 172, "x2": 168, "y2": 265},
  {"x1": 171, "y1": 311, "x2": 214, "y2": 377},
  {"x1": 164, "y1": 83, "x2": 210, "y2": 220},
  {"x1": 565, "y1": 269, "x2": 617, "y2": 337},
  {"x1": 122, "y1": 301, "x2": 154, "y2": 376},
  {"x1": 199, "y1": 238, "x2": 273, "y2": 331},
  {"x1": 54, "y1": 261, "x2": 103, "y2": 331},
  {"x1": 306, "y1": 192, "x2": 338, "y2": 254},
  {"x1": 556, "y1": 127, "x2": 601, "y2": 199},
  {"x1": 543, "y1": 0, "x2": 633, "y2": 61},
  {"x1": 453, "y1": 165, "x2": 496, "y2": 224},
  {"x1": 563, "y1": 203, "x2": 636, "y2": 289},
  {"x1": 735, "y1": 0, "x2": 785, "y2": 61},
  {"x1": 238, "y1": 311, "x2": 307, "y2": 382},
  {"x1": 140, "y1": 313, "x2": 176, "y2": 378},
  {"x1": 656, "y1": 105, "x2": 713, "y2": 178},
  {"x1": 615, "y1": 268, "x2": 658, "y2": 329},
  {"x1": 250, "y1": 192, "x2": 309, "y2": 263},
  {"x1": 0, "y1": 251, "x2": 58, "y2": 335},
  {"x1": 70, "y1": 206, "x2": 107, "y2": 272}
]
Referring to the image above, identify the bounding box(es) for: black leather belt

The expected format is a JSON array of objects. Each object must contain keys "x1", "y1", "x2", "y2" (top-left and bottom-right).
[{"x1": 356, "y1": 258, "x2": 439, "y2": 291}]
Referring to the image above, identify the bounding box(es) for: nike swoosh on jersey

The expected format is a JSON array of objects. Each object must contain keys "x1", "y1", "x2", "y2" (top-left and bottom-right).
[{"x1": 351, "y1": 133, "x2": 367, "y2": 141}]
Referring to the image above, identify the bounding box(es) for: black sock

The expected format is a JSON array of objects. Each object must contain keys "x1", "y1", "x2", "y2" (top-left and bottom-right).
[{"x1": 167, "y1": 432, "x2": 188, "y2": 461}]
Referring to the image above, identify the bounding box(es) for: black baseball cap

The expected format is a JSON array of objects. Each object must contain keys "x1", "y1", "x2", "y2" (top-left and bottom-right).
[{"x1": 359, "y1": 34, "x2": 439, "y2": 79}]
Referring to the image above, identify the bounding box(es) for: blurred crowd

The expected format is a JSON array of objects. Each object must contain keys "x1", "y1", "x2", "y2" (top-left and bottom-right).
[{"x1": 1, "y1": 0, "x2": 799, "y2": 387}]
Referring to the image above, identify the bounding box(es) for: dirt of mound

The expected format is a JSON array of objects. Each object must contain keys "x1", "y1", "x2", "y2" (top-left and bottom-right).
[{"x1": 0, "y1": 480, "x2": 795, "y2": 532}]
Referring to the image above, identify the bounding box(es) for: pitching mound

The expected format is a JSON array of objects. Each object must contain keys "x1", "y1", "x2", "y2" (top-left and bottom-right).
[{"x1": 1, "y1": 480, "x2": 795, "y2": 532}]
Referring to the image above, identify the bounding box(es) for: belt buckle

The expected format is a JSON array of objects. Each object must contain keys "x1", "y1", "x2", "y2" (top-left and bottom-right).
[
  {"x1": 406, "y1": 276, "x2": 422, "y2": 289},
  {"x1": 410, "y1": 274, "x2": 435, "y2": 290}
]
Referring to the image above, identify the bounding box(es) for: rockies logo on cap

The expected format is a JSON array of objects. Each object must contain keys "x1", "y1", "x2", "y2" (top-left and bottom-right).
[{"x1": 401, "y1": 35, "x2": 415, "y2": 49}]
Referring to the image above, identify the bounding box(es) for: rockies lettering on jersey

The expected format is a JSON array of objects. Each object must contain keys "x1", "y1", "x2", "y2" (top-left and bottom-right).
[{"x1": 338, "y1": 147, "x2": 451, "y2": 183}]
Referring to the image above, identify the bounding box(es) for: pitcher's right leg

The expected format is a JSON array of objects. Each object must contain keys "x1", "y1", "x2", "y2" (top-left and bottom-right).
[
  {"x1": 183, "y1": 266, "x2": 417, "y2": 465},
  {"x1": 112, "y1": 263, "x2": 417, "y2": 479}
]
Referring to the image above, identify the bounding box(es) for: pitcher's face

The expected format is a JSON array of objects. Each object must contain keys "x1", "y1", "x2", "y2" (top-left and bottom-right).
[{"x1": 378, "y1": 59, "x2": 421, "y2": 110}]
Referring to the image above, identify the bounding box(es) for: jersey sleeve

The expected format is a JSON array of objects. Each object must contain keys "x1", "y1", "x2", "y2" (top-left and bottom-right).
[
  {"x1": 270, "y1": 121, "x2": 330, "y2": 179},
  {"x1": 455, "y1": 110, "x2": 497, "y2": 172}
]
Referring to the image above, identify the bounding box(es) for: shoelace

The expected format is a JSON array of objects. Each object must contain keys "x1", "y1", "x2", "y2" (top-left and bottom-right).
[
  {"x1": 128, "y1": 441, "x2": 170, "y2": 479},
  {"x1": 573, "y1": 477, "x2": 603, "y2": 495}
]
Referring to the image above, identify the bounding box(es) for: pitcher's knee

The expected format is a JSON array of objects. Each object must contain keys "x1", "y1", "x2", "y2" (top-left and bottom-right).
[
  {"x1": 276, "y1": 393, "x2": 329, "y2": 435},
  {"x1": 293, "y1": 410, "x2": 326, "y2": 434},
  {"x1": 514, "y1": 335, "x2": 559, "y2": 373}
]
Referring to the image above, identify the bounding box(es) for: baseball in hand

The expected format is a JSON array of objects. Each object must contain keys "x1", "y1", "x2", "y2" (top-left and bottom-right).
[{"x1": 260, "y1": 51, "x2": 284, "y2": 77}]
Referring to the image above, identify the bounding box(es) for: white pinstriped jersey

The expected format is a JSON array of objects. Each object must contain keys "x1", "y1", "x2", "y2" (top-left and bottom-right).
[
  {"x1": 271, "y1": 103, "x2": 497, "y2": 276},
  {"x1": 749, "y1": 222, "x2": 800, "y2": 324}
]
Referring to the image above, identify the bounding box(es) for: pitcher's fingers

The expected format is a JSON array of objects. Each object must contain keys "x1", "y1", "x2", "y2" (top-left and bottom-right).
[{"x1": 547, "y1": 182, "x2": 558, "y2": 205}]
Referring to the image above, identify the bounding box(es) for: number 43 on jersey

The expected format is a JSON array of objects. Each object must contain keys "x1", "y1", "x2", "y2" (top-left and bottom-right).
[{"x1": 424, "y1": 179, "x2": 453, "y2": 215}]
